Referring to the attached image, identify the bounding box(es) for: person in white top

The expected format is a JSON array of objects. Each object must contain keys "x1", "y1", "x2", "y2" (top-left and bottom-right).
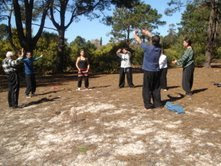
[
  {"x1": 116, "y1": 48, "x2": 135, "y2": 88},
  {"x1": 159, "y1": 51, "x2": 168, "y2": 91}
]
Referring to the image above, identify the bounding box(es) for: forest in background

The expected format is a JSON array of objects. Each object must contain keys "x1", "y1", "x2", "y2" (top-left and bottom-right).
[{"x1": 0, "y1": 0, "x2": 221, "y2": 74}]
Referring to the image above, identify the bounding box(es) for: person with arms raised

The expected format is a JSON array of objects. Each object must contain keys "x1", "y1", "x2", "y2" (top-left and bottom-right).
[
  {"x1": 2, "y1": 49, "x2": 24, "y2": 109},
  {"x1": 134, "y1": 29, "x2": 163, "y2": 109}
]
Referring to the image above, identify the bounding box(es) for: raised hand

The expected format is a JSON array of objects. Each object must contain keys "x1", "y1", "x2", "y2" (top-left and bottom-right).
[
  {"x1": 116, "y1": 49, "x2": 121, "y2": 53},
  {"x1": 21, "y1": 48, "x2": 24, "y2": 57},
  {"x1": 141, "y1": 29, "x2": 152, "y2": 38},
  {"x1": 172, "y1": 59, "x2": 177, "y2": 64}
]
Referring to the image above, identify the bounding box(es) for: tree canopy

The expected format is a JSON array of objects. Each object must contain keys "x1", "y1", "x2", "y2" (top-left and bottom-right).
[{"x1": 106, "y1": 2, "x2": 165, "y2": 42}]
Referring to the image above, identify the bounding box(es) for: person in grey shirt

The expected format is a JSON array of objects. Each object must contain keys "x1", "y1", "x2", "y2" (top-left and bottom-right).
[{"x1": 116, "y1": 48, "x2": 135, "y2": 88}]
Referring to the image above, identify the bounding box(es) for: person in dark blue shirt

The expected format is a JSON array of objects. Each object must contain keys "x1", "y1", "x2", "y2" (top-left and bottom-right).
[
  {"x1": 134, "y1": 29, "x2": 162, "y2": 109},
  {"x1": 22, "y1": 52, "x2": 43, "y2": 98}
]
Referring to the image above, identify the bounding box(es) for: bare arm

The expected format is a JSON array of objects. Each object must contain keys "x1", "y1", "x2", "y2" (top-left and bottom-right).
[
  {"x1": 116, "y1": 49, "x2": 122, "y2": 57},
  {"x1": 87, "y1": 63, "x2": 90, "y2": 72},
  {"x1": 141, "y1": 29, "x2": 152, "y2": 38},
  {"x1": 133, "y1": 31, "x2": 142, "y2": 44},
  {"x1": 75, "y1": 57, "x2": 80, "y2": 71},
  {"x1": 127, "y1": 51, "x2": 131, "y2": 57}
]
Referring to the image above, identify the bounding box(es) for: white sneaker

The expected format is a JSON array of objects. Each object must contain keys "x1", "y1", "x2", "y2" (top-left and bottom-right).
[
  {"x1": 26, "y1": 95, "x2": 31, "y2": 98},
  {"x1": 31, "y1": 93, "x2": 36, "y2": 97},
  {"x1": 76, "y1": 88, "x2": 81, "y2": 91}
]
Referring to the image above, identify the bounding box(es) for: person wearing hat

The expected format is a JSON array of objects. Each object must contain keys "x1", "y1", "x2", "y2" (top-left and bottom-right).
[
  {"x1": 2, "y1": 50, "x2": 24, "y2": 109},
  {"x1": 116, "y1": 48, "x2": 135, "y2": 88}
]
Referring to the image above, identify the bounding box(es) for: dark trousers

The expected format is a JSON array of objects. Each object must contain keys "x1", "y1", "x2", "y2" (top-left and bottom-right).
[
  {"x1": 119, "y1": 67, "x2": 134, "y2": 88},
  {"x1": 182, "y1": 63, "x2": 194, "y2": 94},
  {"x1": 143, "y1": 70, "x2": 162, "y2": 108},
  {"x1": 7, "y1": 72, "x2": 20, "y2": 107},
  {"x1": 25, "y1": 74, "x2": 36, "y2": 95},
  {"x1": 160, "y1": 68, "x2": 168, "y2": 89},
  {"x1": 78, "y1": 76, "x2": 89, "y2": 88}
]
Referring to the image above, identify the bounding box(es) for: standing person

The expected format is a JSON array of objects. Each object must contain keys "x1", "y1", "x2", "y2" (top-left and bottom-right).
[
  {"x1": 22, "y1": 52, "x2": 43, "y2": 98},
  {"x1": 75, "y1": 49, "x2": 90, "y2": 91},
  {"x1": 116, "y1": 48, "x2": 135, "y2": 88},
  {"x1": 172, "y1": 38, "x2": 194, "y2": 96},
  {"x1": 2, "y1": 50, "x2": 24, "y2": 109},
  {"x1": 159, "y1": 50, "x2": 168, "y2": 91},
  {"x1": 134, "y1": 29, "x2": 163, "y2": 109}
]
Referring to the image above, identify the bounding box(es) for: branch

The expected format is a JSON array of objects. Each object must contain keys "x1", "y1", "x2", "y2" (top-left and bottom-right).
[
  {"x1": 49, "y1": 2, "x2": 60, "y2": 29},
  {"x1": 65, "y1": 0, "x2": 103, "y2": 29},
  {"x1": 13, "y1": 0, "x2": 26, "y2": 48},
  {"x1": 2, "y1": 0, "x2": 11, "y2": 11},
  {"x1": 33, "y1": 0, "x2": 53, "y2": 46},
  {"x1": 64, "y1": 8, "x2": 77, "y2": 29},
  {"x1": 32, "y1": 23, "x2": 57, "y2": 31},
  {"x1": 7, "y1": 10, "x2": 18, "y2": 51}
]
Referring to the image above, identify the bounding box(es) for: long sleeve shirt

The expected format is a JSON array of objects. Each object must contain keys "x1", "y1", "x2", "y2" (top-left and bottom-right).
[
  {"x1": 177, "y1": 47, "x2": 194, "y2": 68},
  {"x1": 2, "y1": 57, "x2": 23, "y2": 74},
  {"x1": 22, "y1": 56, "x2": 42, "y2": 75},
  {"x1": 117, "y1": 52, "x2": 132, "y2": 68}
]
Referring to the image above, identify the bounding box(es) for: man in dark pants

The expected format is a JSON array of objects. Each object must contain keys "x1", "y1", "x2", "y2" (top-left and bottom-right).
[
  {"x1": 2, "y1": 51, "x2": 23, "y2": 109},
  {"x1": 134, "y1": 29, "x2": 162, "y2": 109},
  {"x1": 116, "y1": 48, "x2": 135, "y2": 88},
  {"x1": 22, "y1": 52, "x2": 43, "y2": 98}
]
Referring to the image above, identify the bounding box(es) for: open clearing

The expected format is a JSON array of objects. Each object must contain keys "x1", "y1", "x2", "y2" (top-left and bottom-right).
[{"x1": 0, "y1": 68, "x2": 221, "y2": 165}]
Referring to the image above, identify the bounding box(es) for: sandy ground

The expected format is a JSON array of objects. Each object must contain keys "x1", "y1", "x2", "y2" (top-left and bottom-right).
[{"x1": 0, "y1": 67, "x2": 221, "y2": 165}]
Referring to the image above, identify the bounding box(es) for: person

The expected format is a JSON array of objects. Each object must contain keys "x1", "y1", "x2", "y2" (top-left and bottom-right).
[
  {"x1": 134, "y1": 29, "x2": 163, "y2": 109},
  {"x1": 75, "y1": 49, "x2": 90, "y2": 91},
  {"x1": 22, "y1": 51, "x2": 43, "y2": 98},
  {"x1": 159, "y1": 50, "x2": 168, "y2": 91},
  {"x1": 116, "y1": 48, "x2": 135, "y2": 88},
  {"x1": 2, "y1": 50, "x2": 24, "y2": 109},
  {"x1": 172, "y1": 38, "x2": 194, "y2": 96}
]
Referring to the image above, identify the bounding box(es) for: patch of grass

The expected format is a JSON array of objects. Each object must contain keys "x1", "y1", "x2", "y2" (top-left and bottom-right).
[{"x1": 78, "y1": 145, "x2": 88, "y2": 153}]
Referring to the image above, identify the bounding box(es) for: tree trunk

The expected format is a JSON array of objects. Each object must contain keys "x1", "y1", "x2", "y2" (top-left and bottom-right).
[
  {"x1": 7, "y1": 11, "x2": 18, "y2": 52},
  {"x1": 55, "y1": 29, "x2": 66, "y2": 73},
  {"x1": 126, "y1": 26, "x2": 130, "y2": 43},
  {"x1": 13, "y1": 0, "x2": 51, "y2": 53},
  {"x1": 204, "y1": 0, "x2": 218, "y2": 67}
]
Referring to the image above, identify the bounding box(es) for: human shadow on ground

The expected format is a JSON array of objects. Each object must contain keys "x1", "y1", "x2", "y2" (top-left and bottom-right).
[
  {"x1": 22, "y1": 97, "x2": 60, "y2": 108},
  {"x1": 162, "y1": 93, "x2": 185, "y2": 105},
  {"x1": 90, "y1": 85, "x2": 111, "y2": 89},
  {"x1": 192, "y1": 88, "x2": 208, "y2": 94},
  {"x1": 133, "y1": 85, "x2": 143, "y2": 88},
  {"x1": 36, "y1": 90, "x2": 64, "y2": 96},
  {"x1": 167, "y1": 85, "x2": 180, "y2": 90}
]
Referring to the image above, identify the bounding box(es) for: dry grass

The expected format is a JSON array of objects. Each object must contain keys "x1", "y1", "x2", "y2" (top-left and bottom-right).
[{"x1": 0, "y1": 68, "x2": 221, "y2": 165}]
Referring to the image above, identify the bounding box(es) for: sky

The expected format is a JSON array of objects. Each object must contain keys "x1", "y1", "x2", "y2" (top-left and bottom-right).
[
  {"x1": 40, "y1": 0, "x2": 185, "y2": 44},
  {"x1": 3, "y1": 0, "x2": 185, "y2": 45}
]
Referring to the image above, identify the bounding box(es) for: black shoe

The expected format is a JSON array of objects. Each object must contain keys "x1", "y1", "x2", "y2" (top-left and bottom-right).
[
  {"x1": 154, "y1": 105, "x2": 164, "y2": 109},
  {"x1": 11, "y1": 106, "x2": 19, "y2": 109},
  {"x1": 129, "y1": 85, "x2": 135, "y2": 88},
  {"x1": 144, "y1": 104, "x2": 154, "y2": 109}
]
